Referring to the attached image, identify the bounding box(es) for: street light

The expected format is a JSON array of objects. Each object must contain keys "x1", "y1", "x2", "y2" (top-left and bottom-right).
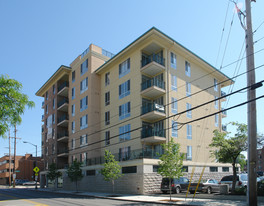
[{"x1": 23, "y1": 141, "x2": 38, "y2": 189}]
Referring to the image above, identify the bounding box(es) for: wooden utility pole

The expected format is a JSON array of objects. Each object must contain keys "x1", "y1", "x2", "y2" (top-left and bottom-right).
[
  {"x1": 13, "y1": 125, "x2": 17, "y2": 188},
  {"x1": 245, "y1": 0, "x2": 257, "y2": 205},
  {"x1": 9, "y1": 129, "x2": 11, "y2": 187}
]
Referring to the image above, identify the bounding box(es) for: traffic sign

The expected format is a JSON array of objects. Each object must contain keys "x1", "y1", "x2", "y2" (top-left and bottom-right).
[{"x1": 33, "y1": 167, "x2": 39, "y2": 173}]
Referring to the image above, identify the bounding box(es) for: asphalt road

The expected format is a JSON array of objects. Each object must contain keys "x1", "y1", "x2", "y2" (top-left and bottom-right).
[{"x1": 0, "y1": 188, "x2": 164, "y2": 206}]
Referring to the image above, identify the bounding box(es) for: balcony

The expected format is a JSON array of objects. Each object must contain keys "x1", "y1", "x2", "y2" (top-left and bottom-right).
[
  {"x1": 141, "y1": 127, "x2": 166, "y2": 143},
  {"x1": 57, "y1": 82, "x2": 69, "y2": 97},
  {"x1": 221, "y1": 108, "x2": 227, "y2": 118},
  {"x1": 141, "y1": 54, "x2": 165, "y2": 76},
  {"x1": 141, "y1": 103, "x2": 166, "y2": 121},
  {"x1": 141, "y1": 79, "x2": 165, "y2": 99},
  {"x1": 57, "y1": 148, "x2": 69, "y2": 157},
  {"x1": 57, "y1": 131, "x2": 69, "y2": 142},
  {"x1": 57, "y1": 114, "x2": 69, "y2": 127},
  {"x1": 57, "y1": 98, "x2": 69, "y2": 112},
  {"x1": 221, "y1": 91, "x2": 227, "y2": 102}
]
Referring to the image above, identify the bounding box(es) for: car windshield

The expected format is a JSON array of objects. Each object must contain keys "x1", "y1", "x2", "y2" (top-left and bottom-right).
[{"x1": 240, "y1": 174, "x2": 248, "y2": 181}]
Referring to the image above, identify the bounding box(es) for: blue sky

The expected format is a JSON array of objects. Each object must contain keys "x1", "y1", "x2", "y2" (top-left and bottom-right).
[{"x1": 0, "y1": 0, "x2": 264, "y2": 157}]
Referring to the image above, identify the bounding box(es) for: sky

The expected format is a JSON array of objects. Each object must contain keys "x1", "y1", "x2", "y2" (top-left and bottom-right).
[{"x1": 0, "y1": 0, "x2": 264, "y2": 158}]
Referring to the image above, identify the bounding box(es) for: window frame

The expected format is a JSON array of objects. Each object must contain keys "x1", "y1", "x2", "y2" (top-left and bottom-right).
[
  {"x1": 119, "y1": 80, "x2": 130, "y2": 99},
  {"x1": 170, "y1": 52, "x2": 176, "y2": 69},
  {"x1": 172, "y1": 120, "x2": 178, "y2": 137},
  {"x1": 185, "y1": 61, "x2": 191, "y2": 77},
  {"x1": 119, "y1": 102, "x2": 131, "y2": 120},
  {"x1": 119, "y1": 58, "x2": 130, "y2": 78}
]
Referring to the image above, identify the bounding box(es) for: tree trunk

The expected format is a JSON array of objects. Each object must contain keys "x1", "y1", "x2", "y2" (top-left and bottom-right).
[
  {"x1": 169, "y1": 178, "x2": 172, "y2": 201},
  {"x1": 232, "y1": 162, "x2": 237, "y2": 194},
  {"x1": 76, "y1": 180, "x2": 78, "y2": 192},
  {"x1": 112, "y1": 180, "x2": 114, "y2": 194}
]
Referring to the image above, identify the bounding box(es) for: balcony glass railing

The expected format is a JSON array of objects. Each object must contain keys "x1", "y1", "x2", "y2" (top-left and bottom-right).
[
  {"x1": 58, "y1": 82, "x2": 69, "y2": 93},
  {"x1": 57, "y1": 114, "x2": 69, "y2": 124},
  {"x1": 57, "y1": 98, "x2": 69, "y2": 108},
  {"x1": 141, "y1": 127, "x2": 166, "y2": 138},
  {"x1": 141, "y1": 54, "x2": 165, "y2": 68},
  {"x1": 57, "y1": 148, "x2": 68, "y2": 155},
  {"x1": 141, "y1": 79, "x2": 165, "y2": 91},
  {"x1": 141, "y1": 103, "x2": 165, "y2": 115},
  {"x1": 57, "y1": 131, "x2": 69, "y2": 139}
]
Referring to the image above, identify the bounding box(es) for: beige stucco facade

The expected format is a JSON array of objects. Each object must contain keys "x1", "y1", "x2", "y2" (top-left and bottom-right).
[{"x1": 36, "y1": 28, "x2": 234, "y2": 194}]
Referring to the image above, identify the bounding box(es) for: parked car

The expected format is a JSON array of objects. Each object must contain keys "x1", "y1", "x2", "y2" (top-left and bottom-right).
[
  {"x1": 161, "y1": 177, "x2": 189, "y2": 194},
  {"x1": 189, "y1": 179, "x2": 220, "y2": 194},
  {"x1": 22, "y1": 181, "x2": 39, "y2": 186},
  {"x1": 220, "y1": 174, "x2": 248, "y2": 191}
]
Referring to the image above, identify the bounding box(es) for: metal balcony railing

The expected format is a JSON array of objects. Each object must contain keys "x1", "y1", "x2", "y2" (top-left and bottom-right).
[
  {"x1": 58, "y1": 82, "x2": 69, "y2": 93},
  {"x1": 141, "y1": 54, "x2": 165, "y2": 68},
  {"x1": 141, "y1": 127, "x2": 165, "y2": 139},
  {"x1": 57, "y1": 114, "x2": 69, "y2": 124},
  {"x1": 57, "y1": 131, "x2": 69, "y2": 139},
  {"x1": 141, "y1": 103, "x2": 165, "y2": 115},
  {"x1": 141, "y1": 79, "x2": 165, "y2": 91},
  {"x1": 57, "y1": 98, "x2": 69, "y2": 108}
]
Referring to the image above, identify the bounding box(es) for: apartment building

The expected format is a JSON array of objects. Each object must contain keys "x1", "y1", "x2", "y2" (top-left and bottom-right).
[
  {"x1": 36, "y1": 27, "x2": 233, "y2": 194},
  {"x1": 0, "y1": 154, "x2": 43, "y2": 185},
  {"x1": 257, "y1": 147, "x2": 264, "y2": 173}
]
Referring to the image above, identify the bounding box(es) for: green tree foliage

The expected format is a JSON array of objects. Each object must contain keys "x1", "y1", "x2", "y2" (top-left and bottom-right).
[
  {"x1": 0, "y1": 75, "x2": 34, "y2": 137},
  {"x1": 47, "y1": 163, "x2": 62, "y2": 189},
  {"x1": 158, "y1": 139, "x2": 184, "y2": 201},
  {"x1": 100, "y1": 150, "x2": 123, "y2": 193},
  {"x1": 236, "y1": 154, "x2": 247, "y2": 172},
  {"x1": 209, "y1": 122, "x2": 247, "y2": 193},
  {"x1": 67, "y1": 159, "x2": 83, "y2": 192}
]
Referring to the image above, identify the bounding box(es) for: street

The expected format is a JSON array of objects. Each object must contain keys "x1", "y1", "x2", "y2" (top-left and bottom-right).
[{"x1": 0, "y1": 188, "x2": 165, "y2": 206}]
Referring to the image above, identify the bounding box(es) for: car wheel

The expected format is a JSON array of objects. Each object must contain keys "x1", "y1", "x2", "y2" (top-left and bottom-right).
[
  {"x1": 207, "y1": 187, "x2": 212, "y2": 194},
  {"x1": 175, "y1": 187, "x2": 180, "y2": 194}
]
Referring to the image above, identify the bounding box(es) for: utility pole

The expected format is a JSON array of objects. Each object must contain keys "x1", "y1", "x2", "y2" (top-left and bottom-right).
[
  {"x1": 245, "y1": 0, "x2": 257, "y2": 205},
  {"x1": 9, "y1": 129, "x2": 11, "y2": 187},
  {"x1": 13, "y1": 125, "x2": 17, "y2": 188}
]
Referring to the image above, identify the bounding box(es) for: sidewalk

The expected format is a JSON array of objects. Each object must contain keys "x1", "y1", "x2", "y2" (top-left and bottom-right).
[{"x1": 27, "y1": 187, "x2": 264, "y2": 206}]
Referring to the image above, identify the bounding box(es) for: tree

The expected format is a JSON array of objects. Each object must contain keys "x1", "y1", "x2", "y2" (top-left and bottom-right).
[
  {"x1": 209, "y1": 122, "x2": 247, "y2": 193},
  {"x1": 158, "y1": 139, "x2": 184, "y2": 201},
  {"x1": 0, "y1": 75, "x2": 34, "y2": 137},
  {"x1": 236, "y1": 154, "x2": 247, "y2": 172},
  {"x1": 67, "y1": 159, "x2": 83, "y2": 192},
  {"x1": 100, "y1": 150, "x2": 123, "y2": 193},
  {"x1": 47, "y1": 163, "x2": 62, "y2": 189}
]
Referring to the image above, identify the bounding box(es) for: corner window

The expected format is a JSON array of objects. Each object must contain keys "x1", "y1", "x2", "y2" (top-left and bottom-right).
[
  {"x1": 81, "y1": 59, "x2": 88, "y2": 76},
  {"x1": 185, "y1": 61, "x2": 191, "y2": 77},
  {"x1": 105, "y1": 111, "x2": 110, "y2": 125},
  {"x1": 53, "y1": 85, "x2": 56, "y2": 94},
  {"x1": 72, "y1": 87, "x2": 75, "y2": 100},
  {"x1": 71, "y1": 139, "x2": 75, "y2": 149},
  {"x1": 214, "y1": 96, "x2": 218, "y2": 109},
  {"x1": 80, "y1": 114, "x2": 88, "y2": 130},
  {"x1": 80, "y1": 134, "x2": 88, "y2": 146},
  {"x1": 105, "y1": 72, "x2": 110, "y2": 86},
  {"x1": 214, "y1": 79, "x2": 218, "y2": 91},
  {"x1": 119, "y1": 58, "x2": 130, "y2": 78},
  {"x1": 170, "y1": 52, "x2": 176, "y2": 69},
  {"x1": 105, "y1": 131, "x2": 110, "y2": 145},
  {"x1": 105, "y1": 92, "x2": 110, "y2": 106},
  {"x1": 215, "y1": 114, "x2": 219, "y2": 127},
  {"x1": 186, "y1": 103, "x2": 192, "y2": 118},
  {"x1": 172, "y1": 120, "x2": 178, "y2": 137},
  {"x1": 53, "y1": 98, "x2": 55, "y2": 109},
  {"x1": 72, "y1": 104, "x2": 75, "y2": 117},
  {"x1": 119, "y1": 80, "x2": 130, "y2": 99},
  {"x1": 80, "y1": 77, "x2": 88, "y2": 94},
  {"x1": 119, "y1": 102, "x2": 131, "y2": 120},
  {"x1": 46, "y1": 91, "x2": 48, "y2": 100},
  {"x1": 119, "y1": 124, "x2": 131, "y2": 142},
  {"x1": 187, "y1": 124, "x2": 192, "y2": 139},
  {"x1": 72, "y1": 121, "x2": 75, "y2": 134},
  {"x1": 186, "y1": 82, "x2": 191, "y2": 97},
  {"x1": 171, "y1": 97, "x2": 177, "y2": 114},
  {"x1": 72, "y1": 71, "x2": 75, "y2": 83},
  {"x1": 80, "y1": 96, "x2": 88, "y2": 112}
]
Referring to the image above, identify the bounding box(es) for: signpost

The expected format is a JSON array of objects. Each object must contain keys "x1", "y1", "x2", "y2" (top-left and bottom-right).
[{"x1": 33, "y1": 167, "x2": 39, "y2": 189}]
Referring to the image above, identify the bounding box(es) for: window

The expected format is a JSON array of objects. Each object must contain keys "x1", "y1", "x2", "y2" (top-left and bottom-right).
[
  {"x1": 80, "y1": 96, "x2": 88, "y2": 112},
  {"x1": 214, "y1": 96, "x2": 218, "y2": 109},
  {"x1": 72, "y1": 121, "x2": 75, "y2": 134},
  {"x1": 52, "y1": 114, "x2": 55, "y2": 124},
  {"x1": 119, "y1": 80, "x2": 130, "y2": 99},
  {"x1": 185, "y1": 61, "x2": 191, "y2": 77},
  {"x1": 186, "y1": 82, "x2": 191, "y2": 97},
  {"x1": 210, "y1": 167, "x2": 218, "y2": 172},
  {"x1": 105, "y1": 131, "x2": 110, "y2": 145},
  {"x1": 105, "y1": 72, "x2": 110, "y2": 86},
  {"x1": 172, "y1": 120, "x2": 178, "y2": 137},
  {"x1": 80, "y1": 153, "x2": 87, "y2": 165},
  {"x1": 53, "y1": 85, "x2": 55, "y2": 94},
  {"x1": 119, "y1": 124, "x2": 131, "y2": 142},
  {"x1": 52, "y1": 144, "x2": 55, "y2": 154},
  {"x1": 81, "y1": 58, "x2": 88, "y2": 76},
  {"x1": 80, "y1": 114, "x2": 88, "y2": 130},
  {"x1": 71, "y1": 139, "x2": 75, "y2": 149},
  {"x1": 170, "y1": 52, "x2": 176, "y2": 69},
  {"x1": 80, "y1": 134, "x2": 88, "y2": 146},
  {"x1": 53, "y1": 98, "x2": 55, "y2": 109},
  {"x1": 171, "y1": 75, "x2": 177, "y2": 91},
  {"x1": 72, "y1": 87, "x2": 75, "y2": 100},
  {"x1": 80, "y1": 77, "x2": 88, "y2": 94},
  {"x1": 45, "y1": 105, "x2": 48, "y2": 114},
  {"x1": 187, "y1": 103, "x2": 192, "y2": 118},
  {"x1": 71, "y1": 155, "x2": 75, "y2": 163},
  {"x1": 119, "y1": 58, "x2": 130, "y2": 78},
  {"x1": 46, "y1": 91, "x2": 48, "y2": 100},
  {"x1": 122, "y1": 166, "x2": 137, "y2": 174},
  {"x1": 52, "y1": 128, "x2": 55, "y2": 138},
  {"x1": 105, "y1": 111, "x2": 110, "y2": 125},
  {"x1": 187, "y1": 146, "x2": 192, "y2": 160},
  {"x1": 214, "y1": 78, "x2": 218, "y2": 91},
  {"x1": 105, "y1": 91, "x2": 110, "y2": 106},
  {"x1": 119, "y1": 102, "x2": 131, "y2": 120},
  {"x1": 119, "y1": 146, "x2": 131, "y2": 161},
  {"x1": 187, "y1": 124, "x2": 192, "y2": 139},
  {"x1": 222, "y1": 167, "x2": 229, "y2": 172},
  {"x1": 171, "y1": 97, "x2": 177, "y2": 114},
  {"x1": 72, "y1": 71, "x2": 75, "y2": 83},
  {"x1": 215, "y1": 114, "x2": 219, "y2": 127},
  {"x1": 86, "y1": 170, "x2": 95, "y2": 176},
  {"x1": 72, "y1": 104, "x2": 75, "y2": 117},
  {"x1": 153, "y1": 165, "x2": 160, "y2": 173}
]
